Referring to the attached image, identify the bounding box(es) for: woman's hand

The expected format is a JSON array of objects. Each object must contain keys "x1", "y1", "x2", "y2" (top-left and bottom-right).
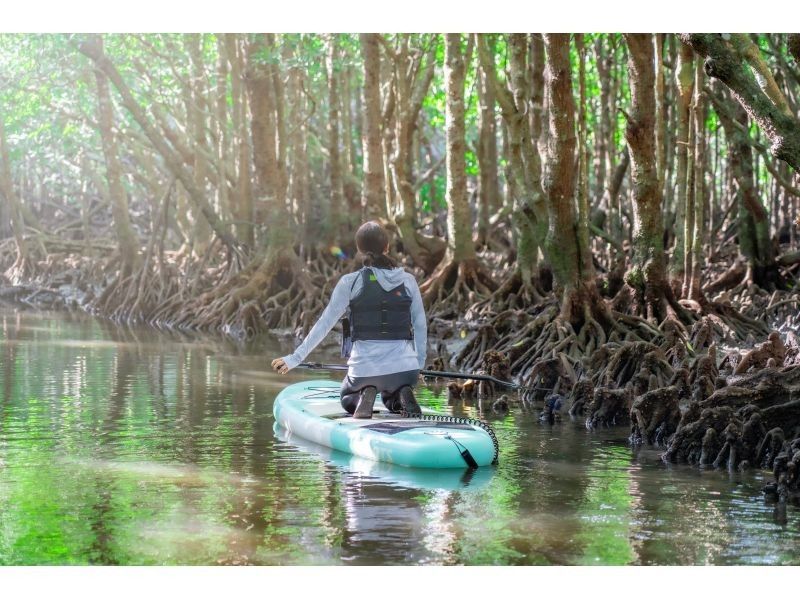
[{"x1": 271, "y1": 358, "x2": 289, "y2": 375}]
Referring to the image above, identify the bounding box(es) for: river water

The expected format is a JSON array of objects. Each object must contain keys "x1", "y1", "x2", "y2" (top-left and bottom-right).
[{"x1": 0, "y1": 308, "x2": 798, "y2": 565}]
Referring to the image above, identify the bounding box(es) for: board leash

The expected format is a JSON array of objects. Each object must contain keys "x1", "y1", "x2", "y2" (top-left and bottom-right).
[{"x1": 399, "y1": 410, "x2": 499, "y2": 466}]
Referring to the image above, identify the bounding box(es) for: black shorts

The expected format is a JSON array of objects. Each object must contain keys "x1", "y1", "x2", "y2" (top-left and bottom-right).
[{"x1": 340, "y1": 369, "x2": 419, "y2": 413}]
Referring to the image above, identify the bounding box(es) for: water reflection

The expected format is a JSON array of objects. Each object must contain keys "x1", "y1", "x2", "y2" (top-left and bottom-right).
[{"x1": 0, "y1": 308, "x2": 799, "y2": 565}]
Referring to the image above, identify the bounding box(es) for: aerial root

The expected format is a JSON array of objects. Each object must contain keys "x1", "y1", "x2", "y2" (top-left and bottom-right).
[{"x1": 421, "y1": 256, "x2": 497, "y2": 316}]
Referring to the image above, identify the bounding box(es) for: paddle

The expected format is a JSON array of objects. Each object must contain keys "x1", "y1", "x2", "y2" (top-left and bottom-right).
[{"x1": 296, "y1": 362, "x2": 553, "y2": 393}]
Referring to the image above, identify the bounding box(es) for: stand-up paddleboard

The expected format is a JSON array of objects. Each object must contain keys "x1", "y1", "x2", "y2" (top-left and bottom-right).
[
  {"x1": 273, "y1": 380, "x2": 498, "y2": 469},
  {"x1": 273, "y1": 423, "x2": 494, "y2": 490}
]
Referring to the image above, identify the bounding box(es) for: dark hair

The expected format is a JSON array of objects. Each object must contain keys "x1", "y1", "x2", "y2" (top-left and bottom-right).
[{"x1": 355, "y1": 221, "x2": 396, "y2": 269}]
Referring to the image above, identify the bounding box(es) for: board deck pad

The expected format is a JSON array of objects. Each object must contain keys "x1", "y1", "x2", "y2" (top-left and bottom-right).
[
  {"x1": 362, "y1": 421, "x2": 476, "y2": 435},
  {"x1": 273, "y1": 380, "x2": 496, "y2": 468}
]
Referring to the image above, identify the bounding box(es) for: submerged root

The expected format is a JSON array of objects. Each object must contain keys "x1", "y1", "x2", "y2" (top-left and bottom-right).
[
  {"x1": 663, "y1": 365, "x2": 800, "y2": 489},
  {"x1": 586, "y1": 387, "x2": 632, "y2": 428},
  {"x1": 630, "y1": 383, "x2": 684, "y2": 446}
]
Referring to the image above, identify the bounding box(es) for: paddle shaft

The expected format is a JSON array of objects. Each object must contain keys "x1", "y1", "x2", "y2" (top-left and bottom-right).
[{"x1": 295, "y1": 362, "x2": 552, "y2": 392}]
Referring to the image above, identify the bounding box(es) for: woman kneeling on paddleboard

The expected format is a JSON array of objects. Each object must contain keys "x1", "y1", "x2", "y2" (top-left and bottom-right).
[{"x1": 271, "y1": 221, "x2": 427, "y2": 419}]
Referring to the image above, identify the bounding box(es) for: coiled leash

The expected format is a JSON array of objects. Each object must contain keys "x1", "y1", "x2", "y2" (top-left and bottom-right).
[{"x1": 400, "y1": 411, "x2": 499, "y2": 467}]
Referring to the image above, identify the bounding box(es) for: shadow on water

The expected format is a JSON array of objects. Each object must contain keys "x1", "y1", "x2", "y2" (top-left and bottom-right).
[{"x1": 0, "y1": 307, "x2": 799, "y2": 565}]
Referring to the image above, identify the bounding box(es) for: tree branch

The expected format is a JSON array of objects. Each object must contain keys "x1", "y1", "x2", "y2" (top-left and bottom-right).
[
  {"x1": 76, "y1": 35, "x2": 240, "y2": 251},
  {"x1": 680, "y1": 33, "x2": 800, "y2": 172}
]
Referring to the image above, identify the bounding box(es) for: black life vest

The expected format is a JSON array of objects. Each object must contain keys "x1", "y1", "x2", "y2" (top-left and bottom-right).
[{"x1": 348, "y1": 267, "x2": 413, "y2": 342}]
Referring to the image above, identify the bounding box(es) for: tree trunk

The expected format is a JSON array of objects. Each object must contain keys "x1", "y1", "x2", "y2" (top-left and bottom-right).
[
  {"x1": 359, "y1": 33, "x2": 386, "y2": 221},
  {"x1": 682, "y1": 81, "x2": 697, "y2": 299},
  {"x1": 91, "y1": 34, "x2": 140, "y2": 275},
  {"x1": 186, "y1": 34, "x2": 214, "y2": 251},
  {"x1": 710, "y1": 86, "x2": 780, "y2": 289},
  {"x1": 419, "y1": 34, "x2": 495, "y2": 306},
  {"x1": 386, "y1": 34, "x2": 444, "y2": 274},
  {"x1": 443, "y1": 34, "x2": 474, "y2": 263},
  {"x1": 663, "y1": 35, "x2": 678, "y2": 211},
  {"x1": 477, "y1": 34, "x2": 547, "y2": 297},
  {"x1": 687, "y1": 60, "x2": 707, "y2": 301},
  {"x1": 594, "y1": 37, "x2": 610, "y2": 199},
  {"x1": 247, "y1": 33, "x2": 282, "y2": 247},
  {"x1": 0, "y1": 115, "x2": 29, "y2": 275},
  {"x1": 476, "y1": 35, "x2": 499, "y2": 247},
  {"x1": 325, "y1": 34, "x2": 344, "y2": 242},
  {"x1": 228, "y1": 33, "x2": 253, "y2": 246},
  {"x1": 381, "y1": 71, "x2": 397, "y2": 222},
  {"x1": 623, "y1": 34, "x2": 671, "y2": 321},
  {"x1": 671, "y1": 43, "x2": 694, "y2": 291},
  {"x1": 575, "y1": 35, "x2": 593, "y2": 283},
  {"x1": 286, "y1": 50, "x2": 306, "y2": 228},
  {"x1": 340, "y1": 65, "x2": 360, "y2": 216},
  {"x1": 655, "y1": 34, "x2": 667, "y2": 195},
  {"x1": 215, "y1": 34, "x2": 231, "y2": 225},
  {"x1": 542, "y1": 33, "x2": 599, "y2": 323}
]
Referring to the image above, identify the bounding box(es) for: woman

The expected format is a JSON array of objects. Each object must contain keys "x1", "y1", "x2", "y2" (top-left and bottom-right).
[{"x1": 271, "y1": 221, "x2": 427, "y2": 419}]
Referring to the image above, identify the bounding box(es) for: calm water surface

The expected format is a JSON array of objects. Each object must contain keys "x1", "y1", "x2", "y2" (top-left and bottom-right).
[{"x1": 0, "y1": 308, "x2": 798, "y2": 565}]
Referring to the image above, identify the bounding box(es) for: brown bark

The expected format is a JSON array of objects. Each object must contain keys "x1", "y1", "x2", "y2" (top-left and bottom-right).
[
  {"x1": 325, "y1": 34, "x2": 344, "y2": 241},
  {"x1": 655, "y1": 34, "x2": 667, "y2": 195},
  {"x1": 682, "y1": 65, "x2": 698, "y2": 300},
  {"x1": 575, "y1": 35, "x2": 593, "y2": 282},
  {"x1": 443, "y1": 34, "x2": 473, "y2": 263},
  {"x1": 340, "y1": 65, "x2": 360, "y2": 215},
  {"x1": 0, "y1": 115, "x2": 29, "y2": 275},
  {"x1": 247, "y1": 33, "x2": 287, "y2": 247},
  {"x1": 419, "y1": 34, "x2": 495, "y2": 306},
  {"x1": 623, "y1": 33, "x2": 671, "y2": 321},
  {"x1": 186, "y1": 34, "x2": 213, "y2": 251},
  {"x1": 663, "y1": 35, "x2": 678, "y2": 211},
  {"x1": 292, "y1": 71, "x2": 312, "y2": 240},
  {"x1": 226, "y1": 34, "x2": 253, "y2": 246},
  {"x1": 542, "y1": 33, "x2": 599, "y2": 323},
  {"x1": 384, "y1": 34, "x2": 444, "y2": 273},
  {"x1": 709, "y1": 85, "x2": 780, "y2": 289},
  {"x1": 340, "y1": 66, "x2": 357, "y2": 180},
  {"x1": 477, "y1": 33, "x2": 547, "y2": 294},
  {"x1": 687, "y1": 61, "x2": 707, "y2": 301},
  {"x1": 359, "y1": 33, "x2": 386, "y2": 221},
  {"x1": 273, "y1": 40, "x2": 288, "y2": 203},
  {"x1": 671, "y1": 43, "x2": 694, "y2": 290},
  {"x1": 214, "y1": 34, "x2": 231, "y2": 224},
  {"x1": 594, "y1": 37, "x2": 611, "y2": 203},
  {"x1": 475, "y1": 35, "x2": 499, "y2": 246},
  {"x1": 91, "y1": 34, "x2": 140, "y2": 275},
  {"x1": 380, "y1": 68, "x2": 397, "y2": 221}
]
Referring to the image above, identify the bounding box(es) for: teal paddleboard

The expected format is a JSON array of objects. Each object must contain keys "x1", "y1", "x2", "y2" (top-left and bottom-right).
[
  {"x1": 273, "y1": 380, "x2": 498, "y2": 469},
  {"x1": 273, "y1": 423, "x2": 494, "y2": 490}
]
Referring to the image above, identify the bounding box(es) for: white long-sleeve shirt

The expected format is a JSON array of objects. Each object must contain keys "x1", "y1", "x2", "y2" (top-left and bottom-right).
[{"x1": 281, "y1": 267, "x2": 427, "y2": 377}]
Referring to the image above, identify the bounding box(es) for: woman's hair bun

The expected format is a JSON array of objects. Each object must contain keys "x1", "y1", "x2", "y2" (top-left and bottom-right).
[{"x1": 355, "y1": 221, "x2": 396, "y2": 269}]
